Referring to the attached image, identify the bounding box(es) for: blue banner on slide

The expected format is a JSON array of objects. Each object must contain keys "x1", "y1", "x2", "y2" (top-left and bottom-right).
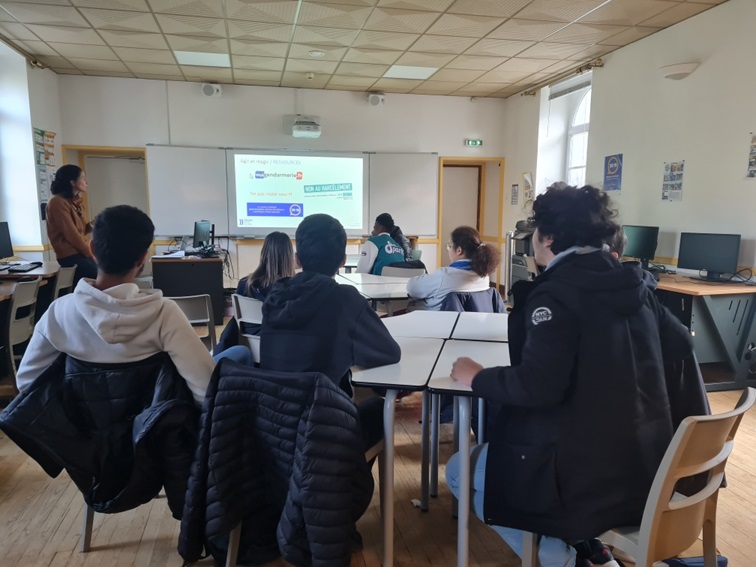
[{"x1": 247, "y1": 203, "x2": 304, "y2": 217}]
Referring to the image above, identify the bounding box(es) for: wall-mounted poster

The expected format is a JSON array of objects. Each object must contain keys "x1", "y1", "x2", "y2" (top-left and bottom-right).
[
  {"x1": 522, "y1": 172, "x2": 533, "y2": 201},
  {"x1": 511, "y1": 183, "x2": 519, "y2": 205},
  {"x1": 661, "y1": 160, "x2": 684, "y2": 202},
  {"x1": 747, "y1": 134, "x2": 756, "y2": 178},
  {"x1": 603, "y1": 154, "x2": 623, "y2": 191}
]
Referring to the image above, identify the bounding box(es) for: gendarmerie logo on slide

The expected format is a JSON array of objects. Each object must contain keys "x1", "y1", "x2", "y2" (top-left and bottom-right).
[{"x1": 531, "y1": 307, "x2": 553, "y2": 325}]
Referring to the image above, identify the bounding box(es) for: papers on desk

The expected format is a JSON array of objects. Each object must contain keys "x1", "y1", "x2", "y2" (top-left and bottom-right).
[{"x1": 154, "y1": 250, "x2": 185, "y2": 258}]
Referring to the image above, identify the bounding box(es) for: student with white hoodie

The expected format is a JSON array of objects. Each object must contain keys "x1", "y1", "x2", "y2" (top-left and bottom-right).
[{"x1": 16, "y1": 205, "x2": 253, "y2": 405}]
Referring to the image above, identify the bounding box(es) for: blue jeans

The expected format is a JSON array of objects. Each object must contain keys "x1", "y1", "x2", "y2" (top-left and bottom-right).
[
  {"x1": 446, "y1": 444, "x2": 576, "y2": 567},
  {"x1": 213, "y1": 345, "x2": 255, "y2": 367}
]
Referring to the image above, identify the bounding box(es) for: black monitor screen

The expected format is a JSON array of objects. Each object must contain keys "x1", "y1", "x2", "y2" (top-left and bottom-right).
[
  {"x1": 193, "y1": 220, "x2": 212, "y2": 248},
  {"x1": 622, "y1": 225, "x2": 659, "y2": 263},
  {"x1": 0, "y1": 222, "x2": 13, "y2": 259},
  {"x1": 677, "y1": 232, "x2": 741, "y2": 281}
]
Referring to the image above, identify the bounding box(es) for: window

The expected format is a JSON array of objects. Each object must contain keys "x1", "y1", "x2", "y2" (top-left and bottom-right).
[{"x1": 566, "y1": 89, "x2": 591, "y2": 187}]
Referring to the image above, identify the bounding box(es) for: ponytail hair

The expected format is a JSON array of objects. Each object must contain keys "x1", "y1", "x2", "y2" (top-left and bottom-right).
[
  {"x1": 50, "y1": 164, "x2": 82, "y2": 200},
  {"x1": 450, "y1": 226, "x2": 501, "y2": 277}
]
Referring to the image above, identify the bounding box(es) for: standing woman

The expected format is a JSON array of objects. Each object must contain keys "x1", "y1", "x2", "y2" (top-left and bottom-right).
[{"x1": 47, "y1": 165, "x2": 97, "y2": 283}]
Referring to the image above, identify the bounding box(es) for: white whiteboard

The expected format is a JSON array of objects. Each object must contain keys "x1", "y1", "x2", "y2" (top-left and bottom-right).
[
  {"x1": 146, "y1": 145, "x2": 229, "y2": 236},
  {"x1": 369, "y1": 153, "x2": 438, "y2": 236}
]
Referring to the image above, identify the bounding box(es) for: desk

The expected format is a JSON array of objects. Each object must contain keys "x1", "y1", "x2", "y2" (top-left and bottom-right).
[
  {"x1": 338, "y1": 273, "x2": 410, "y2": 285},
  {"x1": 337, "y1": 273, "x2": 410, "y2": 314},
  {"x1": 427, "y1": 340, "x2": 511, "y2": 567},
  {"x1": 656, "y1": 274, "x2": 756, "y2": 391},
  {"x1": 452, "y1": 312, "x2": 508, "y2": 342},
  {"x1": 0, "y1": 262, "x2": 59, "y2": 280},
  {"x1": 352, "y1": 337, "x2": 444, "y2": 567},
  {"x1": 344, "y1": 254, "x2": 361, "y2": 273},
  {"x1": 382, "y1": 310, "x2": 459, "y2": 339},
  {"x1": 152, "y1": 257, "x2": 224, "y2": 324}
]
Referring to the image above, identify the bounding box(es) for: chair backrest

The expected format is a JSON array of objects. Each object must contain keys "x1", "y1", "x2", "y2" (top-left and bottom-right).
[
  {"x1": 8, "y1": 278, "x2": 41, "y2": 347},
  {"x1": 634, "y1": 387, "x2": 756, "y2": 565},
  {"x1": 52, "y1": 266, "x2": 76, "y2": 299},
  {"x1": 440, "y1": 288, "x2": 506, "y2": 313},
  {"x1": 167, "y1": 294, "x2": 216, "y2": 352},
  {"x1": 410, "y1": 249, "x2": 422, "y2": 261},
  {"x1": 381, "y1": 266, "x2": 426, "y2": 278},
  {"x1": 232, "y1": 294, "x2": 263, "y2": 362}
]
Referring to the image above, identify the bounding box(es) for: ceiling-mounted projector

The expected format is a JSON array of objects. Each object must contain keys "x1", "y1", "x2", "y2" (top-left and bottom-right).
[{"x1": 283, "y1": 114, "x2": 321, "y2": 138}]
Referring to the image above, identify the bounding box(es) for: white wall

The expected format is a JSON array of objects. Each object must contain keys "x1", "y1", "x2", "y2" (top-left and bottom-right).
[
  {"x1": 84, "y1": 156, "x2": 148, "y2": 217},
  {"x1": 586, "y1": 0, "x2": 756, "y2": 266}
]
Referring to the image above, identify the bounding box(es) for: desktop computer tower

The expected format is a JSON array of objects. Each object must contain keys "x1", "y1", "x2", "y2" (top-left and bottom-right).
[{"x1": 506, "y1": 220, "x2": 537, "y2": 295}]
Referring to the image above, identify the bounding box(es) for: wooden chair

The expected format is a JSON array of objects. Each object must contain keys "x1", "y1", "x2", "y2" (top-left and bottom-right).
[
  {"x1": 167, "y1": 294, "x2": 216, "y2": 352},
  {"x1": 522, "y1": 387, "x2": 756, "y2": 567},
  {"x1": 52, "y1": 266, "x2": 76, "y2": 300},
  {"x1": 1, "y1": 278, "x2": 41, "y2": 397},
  {"x1": 232, "y1": 294, "x2": 263, "y2": 363}
]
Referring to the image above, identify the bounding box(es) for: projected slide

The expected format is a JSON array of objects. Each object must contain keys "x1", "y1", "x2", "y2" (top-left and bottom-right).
[{"x1": 233, "y1": 154, "x2": 364, "y2": 230}]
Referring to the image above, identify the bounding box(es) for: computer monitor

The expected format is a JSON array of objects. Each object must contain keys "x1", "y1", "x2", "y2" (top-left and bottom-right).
[
  {"x1": 0, "y1": 222, "x2": 13, "y2": 259},
  {"x1": 677, "y1": 232, "x2": 741, "y2": 282},
  {"x1": 193, "y1": 220, "x2": 213, "y2": 248},
  {"x1": 622, "y1": 225, "x2": 659, "y2": 269}
]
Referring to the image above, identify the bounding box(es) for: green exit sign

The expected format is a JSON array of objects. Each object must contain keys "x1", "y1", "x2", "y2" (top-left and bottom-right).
[{"x1": 465, "y1": 139, "x2": 483, "y2": 146}]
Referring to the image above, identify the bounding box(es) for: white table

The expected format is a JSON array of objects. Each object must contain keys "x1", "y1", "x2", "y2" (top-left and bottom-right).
[
  {"x1": 427, "y1": 340, "x2": 511, "y2": 567},
  {"x1": 382, "y1": 310, "x2": 459, "y2": 339},
  {"x1": 351, "y1": 336, "x2": 445, "y2": 567},
  {"x1": 344, "y1": 253, "x2": 361, "y2": 273},
  {"x1": 452, "y1": 312, "x2": 509, "y2": 342},
  {"x1": 338, "y1": 272, "x2": 411, "y2": 285}
]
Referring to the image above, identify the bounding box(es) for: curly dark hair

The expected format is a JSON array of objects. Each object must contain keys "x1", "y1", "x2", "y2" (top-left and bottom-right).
[{"x1": 529, "y1": 184, "x2": 619, "y2": 254}]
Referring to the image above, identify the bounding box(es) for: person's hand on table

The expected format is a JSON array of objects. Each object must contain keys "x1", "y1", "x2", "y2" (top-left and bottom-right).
[{"x1": 450, "y1": 357, "x2": 484, "y2": 387}]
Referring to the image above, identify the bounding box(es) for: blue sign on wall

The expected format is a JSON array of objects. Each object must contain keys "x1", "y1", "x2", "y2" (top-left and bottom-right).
[
  {"x1": 247, "y1": 203, "x2": 304, "y2": 217},
  {"x1": 603, "y1": 154, "x2": 623, "y2": 191}
]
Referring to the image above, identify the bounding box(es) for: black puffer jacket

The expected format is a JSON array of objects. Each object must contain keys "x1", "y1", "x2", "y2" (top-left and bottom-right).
[
  {"x1": 0, "y1": 352, "x2": 198, "y2": 517},
  {"x1": 178, "y1": 360, "x2": 373, "y2": 567}
]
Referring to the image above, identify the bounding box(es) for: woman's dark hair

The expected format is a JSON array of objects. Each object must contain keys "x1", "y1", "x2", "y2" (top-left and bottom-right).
[
  {"x1": 529, "y1": 184, "x2": 619, "y2": 254},
  {"x1": 50, "y1": 164, "x2": 82, "y2": 199},
  {"x1": 450, "y1": 226, "x2": 501, "y2": 277},
  {"x1": 375, "y1": 213, "x2": 395, "y2": 231},
  {"x1": 246, "y1": 231, "x2": 295, "y2": 293}
]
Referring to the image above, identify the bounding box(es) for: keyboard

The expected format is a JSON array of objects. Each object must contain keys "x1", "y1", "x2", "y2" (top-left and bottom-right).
[{"x1": 7, "y1": 262, "x2": 42, "y2": 273}]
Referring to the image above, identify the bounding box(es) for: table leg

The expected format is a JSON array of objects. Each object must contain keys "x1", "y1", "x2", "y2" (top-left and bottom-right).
[
  {"x1": 457, "y1": 397, "x2": 471, "y2": 567},
  {"x1": 452, "y1": 397, "x2": 459, "y2": 518},
  {"x1": 477, "y1": 398, "x2": 485, "y2": 445},
  {"x1": 430, "y1": 393, "x2": 440, "y2": 497},
  {"x1": 382, "y1": 389, "x2": 398, "y2": 567},
  {"x1": 420, "y1": 390, "x2": 430, "y2": 512}
]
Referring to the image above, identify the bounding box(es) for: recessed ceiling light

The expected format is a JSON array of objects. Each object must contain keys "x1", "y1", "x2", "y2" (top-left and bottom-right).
[
  {"x1": 174, "y1": 51, "x2": 230, "y2": 68},
  {"x1": 383, "y1": 65, "x2": 438, "y2": 80},
  {"x1": 309, "y1": 50, "x2": 326, "y2": 58}
]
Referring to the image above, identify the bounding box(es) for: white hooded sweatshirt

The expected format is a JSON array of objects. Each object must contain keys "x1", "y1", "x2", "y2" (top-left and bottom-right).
[{"x1": 16, "y1": 279, "x2": 215, "y2": 404}]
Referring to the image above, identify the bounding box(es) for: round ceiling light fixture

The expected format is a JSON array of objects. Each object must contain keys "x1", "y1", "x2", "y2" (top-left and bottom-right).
[{"x1": 309, "y1": 50, "x2": 326, "y2": 58}]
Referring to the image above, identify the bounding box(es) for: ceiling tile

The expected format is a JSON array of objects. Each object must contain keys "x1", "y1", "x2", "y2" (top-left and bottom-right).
[
  {"x1": 26, "y1": 24, "x2": 105, "y2": 44},
  {"x1": 363, "y1": 7, "x2": 439, "y2": 34},
  {"x1": 154, "y1": 14, "x2": 226, "y2": 38},
  {"x1": 411, "y1": 81, "x2": 467, "y2": 94},
  {"x1": 0, "y1": 9, "x2": 14, "y2": 22},
  {"x1": 52, "y1": 68, "x2": 85, "y2": 75},
  {"x1": 288, "y1": 43, "x2": 347, "y2": 60},
  {"x1": 516, "y1": 0, "x2": 610, "y2": 23},
  {"x1": 578, "y1": 0, "x2": 679, "y2": 26},
  {"x1": 38, "y1": 55, "x2": 77, "y2": 68},
  {"x1": 639, "y1": 1, "x2": 713, "y2": 26},
  {"x1": 165, "y1": 35, "x2": 228, "y2": 52},
  {"x1": 230, "y1": 39, "x2": 289, "y2": 57},
  {"x1": 227, "y1": 21, "x2": 292, "y2": 41},
  {"x1": 133, "y1": 72, "x2": 183, "y2": 79},
  {"x1": 516, "y1": 40, "x2": 589, "y2": 59},
  {"x1": 564, "y1": 43, "x2": 616, "y2": 60},
  {"x1": 232, "y1": 69, "x2": 282, "y2": 82},
  {"x1": 343, "y1": 47, "x2": 402, "y2": 64},
  {"x1": 285, "y1": 58, "x2": 339, "y2": 73},
  {"x1": 476, "y1": 68, "x2": 531, "y2": 82},
  {"x1": 448, "y1": 0, "x2": 531, "y2": 18},
  {"x1": 231, "y1": 54, "x2": 286, "y2": 71},
  {"x1": 180, "y1": 66, "x2": 233, "y2": 81},
  {"x1": 352, "y1": 29, "x2": 419, "y2": 49},
  {"x1": 281, "y1": 71, "x2": 331, "y2": 87},
  {"x1": 545, "y1": 22, "x2": 628, "y2": 44},
  {"x1": 147, "y1": 0, "x2": 224, "y2": 17},
  {"x1": 539, "y1": 58, "x2": 579, "y2": 74},
  {"x1": 370, "y1": 77, "x2": 425, "y2": 92},
  {"x1": 125, "y1": 61, "x2": 183, "y2": 74},
  {"x1": 325, "y1": 83, "x2": 372, "y2": 91},
  {"x1": 79, "y1": 8, "x2": 160, "y2": 32},
  {"x1": 454, "y1": 82, "x2": 510, "y2": 94},
  {"x1": 48, "y1": 42, "x2": 118, "y2": 59},
  {"x1": 464, "y1": 38, "x2": 534, "y2": 57},
  {"x1": 81, "y1": 69, "x2": 136, "y2": 77},
  {"x1": 447, "y1": 54, "x2": 507, "y2": 70},
  {"x1": 224, "y1": 0, "x2": 299, "y2": 24},
  {"x1": 599, "y1": 25, "x2": 659, "y2": 46},
  {"x1": 486, "y1": 18, "x2": 567, "y2": 41},
  {"x1": 72, "y1": 0, "x2": 150, "y2": 10},
  {"x1": 427, "y1": 68, "x2": 484, "y2": 82},
  {"x1": 0, "y1": 22, "x2": 39, "y2": 40},
  {"x1": 376, "y1": 0, "x2": 454, "y2": 10},
  {"x1": 234, "y1": 79, "x2": 280, "y2": 87},
  {"x1": 685, "y1": 0, "x2": 724, "y2": 3},
  {"x1": 68, "y1": 57, "x2": 130, "y2": 71},
  {"x1": 327, "y1": 74, "x2": 378, "y2": 87},
  {"x1": 5, "y1": 0, "x2": 72, "y2": 5},
  {"x1": 292, "y1": 25, "x2": 359, "y2": 46},
  {"x1": 11, "y1": 39, "x2": 60, "y2": 56},
  {"x1": 394, "y1": 51, "x2": 455, "y2": 66},
  {"x1": 494, "y1": 57, "x2": 560, "y2": 72},
  {"x1": 99, "y1": 29, "x2": 169, "y2": 48},
  {"x1": 297, "y1": 2, "x2": 372, "y2": 29},
  {"x1": 0, "y1": 3, "x2": 88, "y2": 26},
  {"x1": 410, "y1": 33, "x2": 477, "y2": 53},
  {"x1": 425, "y1": 13, "x2": 505, "y2": 38},
  {"x1": 336, "y1": 61, "x2": 390, "y2": 77},
  {"x1": 308, "y1": 0, "x2": 376, "y2": 6},
  {"x1": 491, "y1": 85, "x2": 522, "y2": 97},
  {"x1": 113, "y1": 46, "x2": 176, "y2": 63}
]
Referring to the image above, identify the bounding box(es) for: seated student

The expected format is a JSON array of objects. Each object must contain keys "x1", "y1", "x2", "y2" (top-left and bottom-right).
[
  {"x1": 374, "y1": 212, "x2": 413, "y2": 260},
  {"x1": 356, "y1": 217, "x2": 405, "y2": 275},
  {"x1": 406, "y1": 226, "x2": 500, "y2": 311},
  {"x1": 445, "y1": 185, "x2": 694, "y2": 567},
  {"x1": 215, "y1": 231, "x2": 295, "y2": 354},
  {"x1": 260, "y1": 213, "x2": 401, "y2": 450},
  {"x1": 17, "y1": 205, "x2": 254, "y2": 404}
]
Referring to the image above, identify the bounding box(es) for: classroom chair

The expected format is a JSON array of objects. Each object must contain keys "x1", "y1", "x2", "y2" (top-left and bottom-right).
[
  {"x1": 52, "y1": 266, "x2": 76, "y2": 300},
  {"x1": 232, "y1": 294, "x2": 263, "y2": 363},
  {"x1": 1, "y1": 277, "x2": 41, "y2": 397},
  {"x1": 410, "y1": 249, "x2": 422, "y2": 261},
  {"x1": 521, "y1": 388, "x2": 756, "y2": 567},
  {"x1": 167, "y1": 294, "x2": 216, "y2": 352}
]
